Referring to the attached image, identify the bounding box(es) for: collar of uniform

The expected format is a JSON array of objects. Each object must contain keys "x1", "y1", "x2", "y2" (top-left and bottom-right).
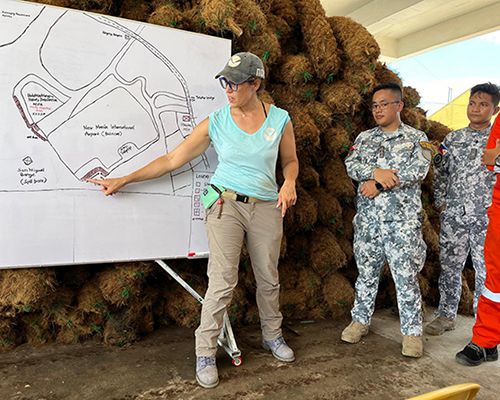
[
  {"x1": 375, "y1": 122, "x2": 405, "y2": 140},
  {"x1": 466, "y1": 124, "x2": 491, "y2": 135}
]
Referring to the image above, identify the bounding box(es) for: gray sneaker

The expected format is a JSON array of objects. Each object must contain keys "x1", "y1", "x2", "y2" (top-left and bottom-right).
[
  {"x1": 262, "y1": 336, "x2": 295, "y2": 362},
  {"x1": 195, "y1": 356, "x2": 219, "y2": 389},
  {"x1": 424, "y1": 316, "x2": 456, "y2": 336}
]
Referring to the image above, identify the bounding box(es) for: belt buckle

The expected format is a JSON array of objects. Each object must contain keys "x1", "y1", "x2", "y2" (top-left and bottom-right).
[{"x1": 237, "y1": 194, "x2": 249, "y2": 203}]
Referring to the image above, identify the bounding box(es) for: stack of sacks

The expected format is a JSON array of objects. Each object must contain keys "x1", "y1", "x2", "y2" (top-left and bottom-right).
[{"x1": 1, "y1": 0, "x2": 468, "y2": 350}]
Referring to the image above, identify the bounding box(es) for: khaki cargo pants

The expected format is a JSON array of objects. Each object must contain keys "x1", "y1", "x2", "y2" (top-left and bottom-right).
[{"x1": 195, "y1": 198, "x2": 283, "y2": 357}]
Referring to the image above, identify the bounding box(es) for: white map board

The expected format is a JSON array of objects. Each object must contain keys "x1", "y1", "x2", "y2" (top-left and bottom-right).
[{"x1": 0, "y1": 0, "x2": 231, "y2": 268}]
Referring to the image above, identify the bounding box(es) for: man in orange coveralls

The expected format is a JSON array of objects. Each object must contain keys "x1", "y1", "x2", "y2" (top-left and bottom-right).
[{"x1": 456, "y1": 112, "x2": 500, "y2": 366}]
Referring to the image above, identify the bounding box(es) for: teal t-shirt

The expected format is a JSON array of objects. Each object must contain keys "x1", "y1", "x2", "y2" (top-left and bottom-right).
[{"x1": 208, "y1": 104, "x2": 291, "y2": 201}]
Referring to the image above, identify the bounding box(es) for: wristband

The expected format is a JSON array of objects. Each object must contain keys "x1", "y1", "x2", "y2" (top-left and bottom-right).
[
  {"x1": 375, "y1": 181, "x2": 384, "y2": 192},
  {"x1": 495, "y1": 154, "x2": 500, "y2": 168}
]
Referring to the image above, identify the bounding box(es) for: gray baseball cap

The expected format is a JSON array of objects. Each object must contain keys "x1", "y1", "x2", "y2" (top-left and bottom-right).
[{"x1": 215, "y1": 52, "x2": 265, "y2": 84}]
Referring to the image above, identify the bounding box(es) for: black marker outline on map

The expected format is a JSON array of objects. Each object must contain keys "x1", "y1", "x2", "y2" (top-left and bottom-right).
[{"x1": 9, "y1": 9, "x2": 212, "y2": 195}]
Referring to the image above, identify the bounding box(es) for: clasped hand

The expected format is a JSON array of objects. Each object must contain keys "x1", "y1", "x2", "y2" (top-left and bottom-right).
[
  {"x1": 373, "y1": 168, "x2": 400, "y2": 189},
  {"x1": 360, "y1": 180, "x2": 380, "y2": 199},
  {"x1": 360, "y1": 168, "x2": 400, "y2": 199}
]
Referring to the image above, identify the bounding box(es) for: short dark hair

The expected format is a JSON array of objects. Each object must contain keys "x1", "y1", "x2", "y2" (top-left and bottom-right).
[
  {"x1": 372, "y1": 83, "x2": 403, "y2": 100},
  {"x1": 470, "y1": 82, "x2": 500, "y2": 107}
]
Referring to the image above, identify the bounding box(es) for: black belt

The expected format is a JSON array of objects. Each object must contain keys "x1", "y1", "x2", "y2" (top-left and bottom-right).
[{"x1": 221, "y1": 191, "x2": 262, "y2": 204}]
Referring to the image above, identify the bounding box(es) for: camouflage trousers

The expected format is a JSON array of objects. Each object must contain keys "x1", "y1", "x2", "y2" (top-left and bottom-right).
[
  {"x1": 437, "y1": 211, "x2": 488, "y2": 319},
  {"x1": 351, "y1": 215, "x2": 426, "y2": 336}
]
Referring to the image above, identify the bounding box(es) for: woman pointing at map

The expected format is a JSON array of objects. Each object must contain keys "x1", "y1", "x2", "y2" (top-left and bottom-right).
[{"x1": 89, "y1": 52, "x2": 299, "y2": 389}]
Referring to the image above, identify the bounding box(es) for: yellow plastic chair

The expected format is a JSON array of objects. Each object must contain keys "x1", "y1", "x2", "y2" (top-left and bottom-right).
[{"x1": 407, "y1": 383, "x2": 480, "y2": 400}]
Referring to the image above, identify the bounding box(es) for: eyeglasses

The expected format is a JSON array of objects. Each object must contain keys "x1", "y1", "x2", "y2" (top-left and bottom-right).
[
  {"x1": 370, "y1": 100, "x2": 401, "y2": 111},
  {"x1": 218, "y1": 77, "x2": 255, "y2": 92}
]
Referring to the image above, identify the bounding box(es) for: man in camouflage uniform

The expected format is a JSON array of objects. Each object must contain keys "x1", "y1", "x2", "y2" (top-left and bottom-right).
[
  {"x1": 342, "y1": 83, "x2": 432, "y2": 358},
  {"x1": 426, "y1": 83, "x2": 499, "y2": 336},
  {"x1": 456, "y1": 112, "x2": 500, "y2": 366}
]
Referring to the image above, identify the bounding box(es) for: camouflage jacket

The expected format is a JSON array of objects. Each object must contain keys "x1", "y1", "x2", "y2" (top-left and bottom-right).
[
  {"x1": 345, "y1": 123, "x2": 431, "y2": 221},
  {"x1": 433, "y1": 126, "x2": 495, "y2": 215}
]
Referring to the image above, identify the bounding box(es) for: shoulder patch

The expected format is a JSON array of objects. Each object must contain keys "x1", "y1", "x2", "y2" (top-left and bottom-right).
[
  {"x1": 419, "y1": 141, "x2": 436, "y2": 161},
  {"x1": 433, "y1": 142, "x2": 449, "y2": 166},
  {"x1": 420, "y1": 141, "x2": 437, "y2": 154},
  {"x1": 433, "y1": 153, "x2": 443, "y2": 166},
  {"x1": 438, "y1": 143, "x2": 448, "y2": 155}
]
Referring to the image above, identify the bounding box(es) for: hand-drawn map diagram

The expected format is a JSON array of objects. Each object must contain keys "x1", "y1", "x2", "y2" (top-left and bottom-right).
[{"x1": 0, "y1": 0, "x2": 230, "y2": 267}]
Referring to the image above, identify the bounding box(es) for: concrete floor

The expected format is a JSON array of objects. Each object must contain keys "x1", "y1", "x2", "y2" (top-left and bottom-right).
[
  {"x1": 371, "y1": 308, "x2": 500, "y2": 398},
  {"x1": 0, "y1": 309, "x2": 498, "y2": 400}
]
